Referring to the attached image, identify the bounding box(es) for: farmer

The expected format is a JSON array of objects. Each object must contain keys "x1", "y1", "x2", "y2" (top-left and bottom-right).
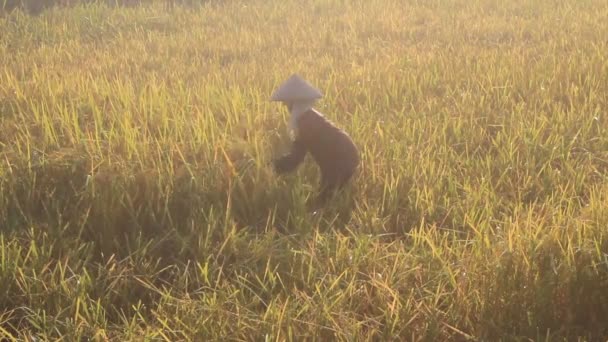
[{"x1": 270, "y1": 74, "x2": 360, "y2": 207}]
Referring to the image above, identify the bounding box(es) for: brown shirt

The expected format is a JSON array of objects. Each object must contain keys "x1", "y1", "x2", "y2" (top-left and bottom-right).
[{"x1": 274, "y1": 109, "x2": 359, "y2": 195}]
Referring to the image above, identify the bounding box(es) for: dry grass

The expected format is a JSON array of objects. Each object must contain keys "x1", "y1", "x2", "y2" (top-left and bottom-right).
[{"x1": 1, "y1": 0, "x2": 608, "y2": 340}]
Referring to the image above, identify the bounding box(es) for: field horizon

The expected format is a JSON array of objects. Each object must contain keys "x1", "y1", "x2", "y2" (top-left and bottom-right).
[{"x1": 1, "y1": 0, "x2": 608, "y2": 340}]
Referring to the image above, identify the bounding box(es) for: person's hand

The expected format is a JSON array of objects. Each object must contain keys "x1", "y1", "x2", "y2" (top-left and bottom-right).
[{"x1": 268, "y1": 158, "x2": 280, "y2": 173}]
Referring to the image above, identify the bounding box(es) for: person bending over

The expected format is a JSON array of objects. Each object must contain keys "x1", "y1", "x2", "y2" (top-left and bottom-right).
[{"x1": 270, "y1": 74, "x2": 360, "y2": 207}]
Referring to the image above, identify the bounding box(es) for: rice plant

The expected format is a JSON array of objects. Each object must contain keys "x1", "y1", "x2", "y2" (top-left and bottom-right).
[{"x1": 1, "y1": 0, "x2": 608, "y2": 340}]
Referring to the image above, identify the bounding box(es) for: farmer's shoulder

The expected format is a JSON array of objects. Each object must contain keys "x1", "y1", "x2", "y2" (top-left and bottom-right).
[{"x1": 297, "y1": 109, "x2": 338, "y2": 133}]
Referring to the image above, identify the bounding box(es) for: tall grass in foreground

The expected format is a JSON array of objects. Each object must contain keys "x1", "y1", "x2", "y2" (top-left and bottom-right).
[{"x1": 1, "y1": 0, "x2": 608, "y2": 340}]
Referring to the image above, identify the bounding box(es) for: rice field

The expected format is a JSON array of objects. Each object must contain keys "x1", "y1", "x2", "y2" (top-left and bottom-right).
[{"x1": 1, "y1": 0, "x2": 608, "y2": 340}]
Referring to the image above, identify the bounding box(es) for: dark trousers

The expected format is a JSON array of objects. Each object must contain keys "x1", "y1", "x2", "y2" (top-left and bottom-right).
[{"x1": 312, "y1": 167, "x2": 358, "y2": 207}]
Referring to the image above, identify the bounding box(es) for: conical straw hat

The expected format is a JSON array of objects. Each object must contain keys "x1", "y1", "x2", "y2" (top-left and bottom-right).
[{"x1": 270, "y1": 74, "x2": 323, "y2": 102}]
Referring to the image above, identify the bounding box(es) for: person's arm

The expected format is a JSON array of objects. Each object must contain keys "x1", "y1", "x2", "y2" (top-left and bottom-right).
[{"x1": 273, "y1": 138, "x2": 307, "y2": 174}]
